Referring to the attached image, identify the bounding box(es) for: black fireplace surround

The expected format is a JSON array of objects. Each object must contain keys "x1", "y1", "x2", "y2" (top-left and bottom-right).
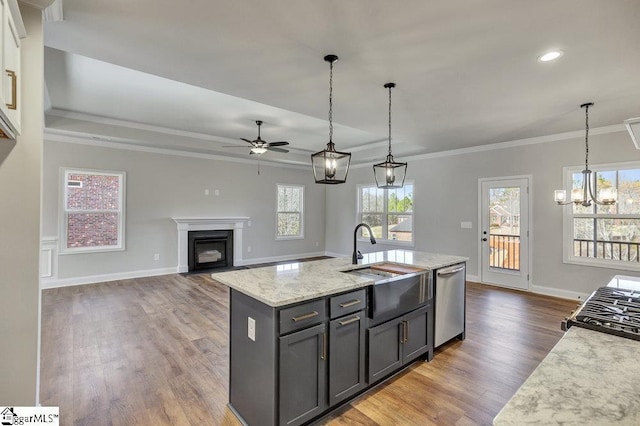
[{"x1": 188, "y1": 230, "x2": 233, "y2": 272}]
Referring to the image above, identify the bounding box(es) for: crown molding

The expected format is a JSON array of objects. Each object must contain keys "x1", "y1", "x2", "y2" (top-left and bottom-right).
[
  {"x1": 349, "y1": 123, "x2": 627, "y2": 168},
  {"x1": 19, "y1": 0, "x2": 55, "y2": 10},
  {"x1": 43, "y1": 128, "x2": 312, "y2": 170},
  {"x1": 46, "y1": 108, "x2": 314, "y2": 153},
  {"x1": 43, "y1": 0, "x2": 62, "y2": 21},
  {"x1": 46, "y1": 109, "x2": 627, "y2": 170},
  {"x1": 624, "y1": 117, "x2": 640, "y2": 150}
]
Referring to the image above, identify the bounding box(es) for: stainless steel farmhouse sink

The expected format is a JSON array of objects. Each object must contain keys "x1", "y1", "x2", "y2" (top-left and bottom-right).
[
  {"x1": 341, "y1": 267, "x2": 399, "y2": 280},
  {"x1": 342, "y1": 263, "x2": 432, "y2": 325}
]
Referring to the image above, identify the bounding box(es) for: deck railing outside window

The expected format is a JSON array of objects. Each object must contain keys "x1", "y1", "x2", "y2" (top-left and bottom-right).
[{"x1": 573, "y1": 239, "x2": 640, "y2": 262}]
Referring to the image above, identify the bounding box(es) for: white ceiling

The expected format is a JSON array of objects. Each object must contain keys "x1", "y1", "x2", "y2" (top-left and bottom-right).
[{"x1": 42, "y1": 0, "x2": 640, "y2": 166}]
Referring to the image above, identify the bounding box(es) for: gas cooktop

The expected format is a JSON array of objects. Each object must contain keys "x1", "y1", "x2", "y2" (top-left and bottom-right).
[{"x1": 562, "y1": 286, "x2": 640, "y2": 341}]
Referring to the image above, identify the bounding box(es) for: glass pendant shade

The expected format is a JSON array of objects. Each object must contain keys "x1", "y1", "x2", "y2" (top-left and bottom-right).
[
  {"x1": 555, "y1": 103, "x2": 617, "y2": 207},
  {"x1": 312, "y1": 54, "x2": 351, "y2": 184},
  {"x1": 373, "y1": 154, "x2": 407, "y2": 188},
  {"x1": 311, "y1": 142, "x2": 351, "y2": 184}
]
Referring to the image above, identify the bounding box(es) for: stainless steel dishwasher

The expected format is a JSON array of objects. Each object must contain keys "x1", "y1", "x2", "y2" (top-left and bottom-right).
[{"x1": 434, "y1": 263, "x2": 466, "y2": 347}]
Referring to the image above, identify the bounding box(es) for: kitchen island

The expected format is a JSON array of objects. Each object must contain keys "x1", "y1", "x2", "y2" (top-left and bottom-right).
[{"x1": 212, "y1": 250, "x2": 467, "y2": 426}]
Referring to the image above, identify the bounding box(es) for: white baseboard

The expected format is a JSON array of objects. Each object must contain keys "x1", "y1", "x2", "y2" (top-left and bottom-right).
[
  {"x1": 40, "y1": 267, "x2": 176, "y2": 289},
  {"x1": 465, "y1": 274, "x2": 480, "y2": 283},
  {"x1": 235, "y1": 251, "x2": 328, "y2": 267},
  {"x1": 530, "y1": 284, "x2": 589, "y2": 301}
]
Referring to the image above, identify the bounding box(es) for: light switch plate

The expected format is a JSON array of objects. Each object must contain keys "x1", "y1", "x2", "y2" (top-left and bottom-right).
[
  {"x1": 248, "y1": 317, "x2": 256, "y2": 341},
  {"x1": 461, "y1": 221, "x2": 473, "y2": 229}
]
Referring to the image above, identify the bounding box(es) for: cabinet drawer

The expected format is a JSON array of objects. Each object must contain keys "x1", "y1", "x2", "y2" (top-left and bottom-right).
[
  {"x1": 330, "y1": 289, "x2": 366, "y2": 319},
  {"x1": 279, "y1": 299, "x2": 326, "y2": 335}
]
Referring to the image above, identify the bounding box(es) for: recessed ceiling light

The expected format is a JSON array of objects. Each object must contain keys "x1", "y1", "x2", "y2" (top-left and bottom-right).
[{"x1": 538, "y1": 51, "x2": 563, "y2": 62}]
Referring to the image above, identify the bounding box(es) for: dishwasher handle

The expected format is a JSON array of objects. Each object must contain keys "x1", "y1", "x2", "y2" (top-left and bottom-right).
[{"x1": 437, "y1": 264, "x2": 465, "y2": 277}]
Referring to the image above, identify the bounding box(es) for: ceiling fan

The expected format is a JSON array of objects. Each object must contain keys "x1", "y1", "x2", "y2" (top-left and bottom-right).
[{"x1": 225, "y1": 120, "x2": 290, "y2": 154}]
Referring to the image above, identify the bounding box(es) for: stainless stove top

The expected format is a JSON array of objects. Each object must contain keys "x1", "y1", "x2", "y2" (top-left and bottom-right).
[{"x1": 562, "y1": 286, "x2": 640, "y2": 341}]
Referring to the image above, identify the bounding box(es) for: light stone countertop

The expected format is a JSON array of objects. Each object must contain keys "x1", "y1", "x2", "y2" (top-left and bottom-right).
[
  {"x1": 211, "y1": 249, "x2": 467, "y2": 307},
  {"x1": 493, "y1": 326, "x2": 640, "y2": 425}
]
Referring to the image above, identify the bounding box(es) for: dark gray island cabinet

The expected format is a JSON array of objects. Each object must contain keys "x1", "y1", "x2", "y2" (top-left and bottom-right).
[
  {"x1": 228, "y1": 284, "x2": 432, "y2": 426},
  {"x1": 213, "y1": 251, "x2": 468, "y2": 426}
]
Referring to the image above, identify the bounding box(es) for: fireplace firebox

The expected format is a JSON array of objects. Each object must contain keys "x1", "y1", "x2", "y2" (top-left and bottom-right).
[{"x1": 188, "y1": 230, "x2": 233, "y2": 272}]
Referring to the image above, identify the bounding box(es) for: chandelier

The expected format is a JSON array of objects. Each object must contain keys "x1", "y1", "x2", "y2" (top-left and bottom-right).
[
  {"x1": 311, "y1": 54, "x2": 351, "y2": 184},
  {"x1": 373, "y1": 83, "x2": 407, "y2": 188},
  {"x1": 554, "y1": 102, "x2": 617, "y2": 206}
]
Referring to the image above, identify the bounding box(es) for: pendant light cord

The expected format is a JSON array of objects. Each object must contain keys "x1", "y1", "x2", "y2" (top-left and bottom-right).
[
  {"x1": 328, "y1": 60, "x2": 333, "y2": 143},
  {"x1": 584, "y1": 103, "x2": 590, "y2": 170},
  {"x1": 388, "y1": 85, "x2": 392, "y2": 156}
]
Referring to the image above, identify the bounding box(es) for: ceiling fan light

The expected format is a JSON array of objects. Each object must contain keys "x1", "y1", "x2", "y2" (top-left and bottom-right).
[{"x1": 251, "y1": 147, "x2": 267, "y2": 154}]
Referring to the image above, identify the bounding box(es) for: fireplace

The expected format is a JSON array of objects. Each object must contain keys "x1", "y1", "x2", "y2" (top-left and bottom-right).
[
  {"x1": 173, "y1": 217, "x2": 249, "y2": 273},
  {"x1": 188, "y1": 230, "x2": 233, "y2": 271}
]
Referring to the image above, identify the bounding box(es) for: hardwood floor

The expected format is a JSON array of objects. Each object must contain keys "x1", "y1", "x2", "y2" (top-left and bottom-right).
[{"x1": 40, "y1": 273, "x2": 575, "y2": 426}]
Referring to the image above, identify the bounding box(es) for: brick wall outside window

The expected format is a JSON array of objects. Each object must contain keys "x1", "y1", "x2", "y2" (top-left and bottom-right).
[{"x1": 63, "y1": 170, "x2": 125, "y2": 252}]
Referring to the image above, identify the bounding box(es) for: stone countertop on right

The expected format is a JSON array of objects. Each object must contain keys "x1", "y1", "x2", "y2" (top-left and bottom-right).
[{"x1": 493, "y1": 326, "x2": 640, "y2": 425}]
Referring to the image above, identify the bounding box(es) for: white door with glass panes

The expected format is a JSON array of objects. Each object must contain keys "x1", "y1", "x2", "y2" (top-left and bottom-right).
[{"x1": 480, "y1": 177, "x2": 530, "y2": 290}]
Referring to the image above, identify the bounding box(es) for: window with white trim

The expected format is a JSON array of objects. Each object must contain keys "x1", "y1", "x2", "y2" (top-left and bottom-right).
[
  {"x1": 563, "y1": 162, "x2": 640, "y2": 270},
  {"x1": 276, "y1": 184, "x2": 304, "y2": 239},
  {"x1": 61, "y1": 169, "x2": 126, "y2": 253},
  {"x1": 357, "y1": 182, "x2": 414, "y2": 243}
]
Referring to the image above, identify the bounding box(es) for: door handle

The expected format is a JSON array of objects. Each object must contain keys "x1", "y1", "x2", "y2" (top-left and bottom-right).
[
  {"x1": 321, "y1": 332, "x2": 326, "y2": 360},
  {"x1": 482, "y1": 238, "x2": 487, "y2": 242}
]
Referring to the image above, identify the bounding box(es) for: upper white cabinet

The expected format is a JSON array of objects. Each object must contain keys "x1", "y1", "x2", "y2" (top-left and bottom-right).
[{"x1": 0, "y1": 0, "x2": 24, "y2": 140}]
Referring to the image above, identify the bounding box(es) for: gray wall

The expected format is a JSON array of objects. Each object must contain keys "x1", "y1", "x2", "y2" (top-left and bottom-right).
[
  {"x1": 0, "y1": 4, "x2": 42, "y2": 404},
  {"x1": 325, "y1": 129, "x2": 640, "y2": 296},
  {"x1": 42, "y1": 141, "x2": 326, "y2": 280}
]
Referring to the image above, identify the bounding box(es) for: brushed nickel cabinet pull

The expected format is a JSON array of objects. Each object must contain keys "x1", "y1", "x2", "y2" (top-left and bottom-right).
[
  {"x1": 400, "y1": 320, "x2": 409, "y2": 343},
  {"x1": 291, "y1": 311, "x2": 319, "y2": 322},
  {"x1": 399, "y1": 322, "x2": 405, "y2": 344},
  {"x1": 338, "y1": 315, "x2": 360, "y2": 326},
  {"x1": 339, "y1": 299, "x2": 361, "y2": 308},
  {"x1": 321, "y1": 332, "x2": 327, "y2": 360},
  {"x1": 6, "y1": 70, "x2": 16, "y2": 110}
]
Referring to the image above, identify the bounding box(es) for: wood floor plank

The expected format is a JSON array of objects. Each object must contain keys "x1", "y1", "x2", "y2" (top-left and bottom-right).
[{"x1": 40, "y1": 271, "x2": 576, "y2": 426}]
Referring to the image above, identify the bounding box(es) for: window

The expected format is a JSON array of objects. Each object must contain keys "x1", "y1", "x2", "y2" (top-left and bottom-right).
[
  {"x1": 358, "y1": 182, "x2": 414, "y2": 244},
  {"x1": 276, "y1": 184, "x2": 304, "y2": 239},
  {"x1": 563, "y1": 162, "x2": 640, "y2": 270},
  {"x1": 61, "y1": 169, "x2": 125, "y2": 253}
]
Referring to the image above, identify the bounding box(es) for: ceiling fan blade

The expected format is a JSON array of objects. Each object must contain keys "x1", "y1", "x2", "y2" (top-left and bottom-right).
[
  {"x1": 240, "y1": 138, "x2": 256, "y2": 144},
  {"x1": 268, "y1": 141, "x2": 289, "y2": 147},
  {"x1": 222, "y1": 145, "x2": 251, "y2": 148},
  {"x1": 267, "y1": 147, "x2": 289, "y2": 153}
]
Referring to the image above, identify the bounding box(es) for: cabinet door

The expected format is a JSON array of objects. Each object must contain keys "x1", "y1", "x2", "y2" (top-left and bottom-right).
[
  {"x1": 329, "y1": 310, "x2": 365, "y2": 406},
  {"x1": 402, "y1": 305, "x2": 430, "y2": 363},
  {"x1": 2, "y1": 3, "x2": 19, "y2": 134},
  {"x1": 279, "y1": 323, "x2": 327, "y2": 426},
  {"x1": 367, "y1": 317, "x2": 402, "y2": 384}
]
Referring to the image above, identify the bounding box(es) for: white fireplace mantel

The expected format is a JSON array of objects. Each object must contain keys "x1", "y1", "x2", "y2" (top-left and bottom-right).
[{"x1": 173, "y1": 217, "x2": 250, "y2": 273}]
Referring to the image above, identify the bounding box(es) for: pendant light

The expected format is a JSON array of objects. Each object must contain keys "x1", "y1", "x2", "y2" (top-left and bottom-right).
[
  {"x1": 311, "y1": 54, "x2": 351, "y2": 184},
  {"x1": 374, "y1": 82, "x2": 407, "y2": 188},
  {"x1": 554, "y1": 102, "x2": 617, "y2": 206}
]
